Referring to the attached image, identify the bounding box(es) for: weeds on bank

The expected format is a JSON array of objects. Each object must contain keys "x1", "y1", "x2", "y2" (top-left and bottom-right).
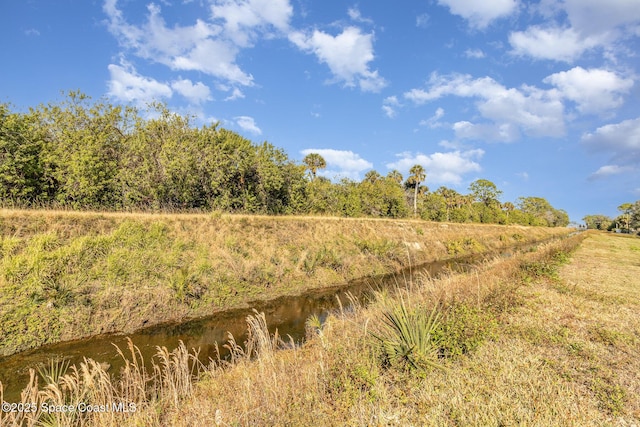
[
  {"x1": 434, "y1": 303, "x2": 498, "y2": 357},
  {"x1": 0, "y1": 311, "x2": 279, "y2": 427},
  {"x1": 0, "y1": 209, "x2": 571, "y2": 358},
  {"x1": 444, "y1": 237, "x2": 484, "y2": 255},
  {"x1": 4, "y1": 233, "x2": 612, "y2": 427}
]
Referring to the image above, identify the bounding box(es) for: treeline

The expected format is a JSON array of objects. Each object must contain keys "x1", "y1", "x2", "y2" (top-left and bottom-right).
[
  {"x1": 584, "y1": 201, "x2": 640, "y2": 233},
  {"x1": 0, "y1": 92, "x2": 568, "y2": 226}
]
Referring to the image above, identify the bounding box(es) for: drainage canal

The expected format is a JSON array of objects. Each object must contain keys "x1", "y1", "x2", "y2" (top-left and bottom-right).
[{"x1": 0, "y1": 241, "x2": 551, "y2": 401}]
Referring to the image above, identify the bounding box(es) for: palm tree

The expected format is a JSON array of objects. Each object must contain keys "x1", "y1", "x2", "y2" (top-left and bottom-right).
[
  {"x1": 436, "y1": 187, "x2": 459, "y2": 222},
  {"x1": 386, "y1": 169, "x2": 403, "y2": 185},
  {"x1": 502, "y1": 202, "x2": 515, "y2": 223},
  {"x1": 364, "y1": 170, "x2": 382, "y2": 183},
  {"x1": 302, "y1": 153, "x2": 326, "y2": 180},
  {"x1": 618, "y1": 203, "x2": 633, "y2": 233},
  {"x1": 408, "y1": 164, "x2": 426, "y2": 217}
]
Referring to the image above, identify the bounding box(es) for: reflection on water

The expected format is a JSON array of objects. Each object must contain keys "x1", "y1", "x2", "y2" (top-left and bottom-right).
[{"x1": 0, "y1": 243, "x2": 543, "y2": 402}]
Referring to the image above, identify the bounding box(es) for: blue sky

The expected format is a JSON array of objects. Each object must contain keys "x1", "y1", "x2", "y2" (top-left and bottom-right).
[{"x1": 2, "y1": 0, "x2": 640, "y2": 223}]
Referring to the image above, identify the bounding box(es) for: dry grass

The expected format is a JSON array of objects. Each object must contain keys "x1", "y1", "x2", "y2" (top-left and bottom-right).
[
  {"x1": 154, "y1": 232, "x2": 639, "y2": 426},
  {"x1": 0, "y1": 208, "x2": 570, "y2": 356},
  {"x1": 7, "y1": 232, "x2": 627, "y2": 426}
]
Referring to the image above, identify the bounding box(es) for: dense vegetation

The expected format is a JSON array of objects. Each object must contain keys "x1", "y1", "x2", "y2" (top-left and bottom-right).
[
  {"x1": 583, "y1": 201, "x2": 640, "y2": 232},
  {"x1": 1, "y1": 92, "x2": 568, "y2": 226}
]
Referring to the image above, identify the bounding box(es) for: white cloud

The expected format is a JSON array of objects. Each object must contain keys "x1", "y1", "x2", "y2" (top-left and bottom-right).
[
  {"x1": 104, "y1": 0, "x2": 263, "y2": 87},
  {"x1": 382, "y1": 105, "x2": 396, "y2": 119},
  {"x1": 235, "y1": 115, "x2": 262, "y2": 134},
  {"x1": 509, "y1": 0, "x2": 640, "y2": 63},
  {"x1": 300, "y1": 148, "x2": 373, "y2": 180},
  {"x1": 382, "y1": 96, "x2": 401, "y2": 118},
  {"x1": 107, "y1": 63, "x2": 172, "y2": 104},
  {"x1": 404, "y1": 73, "x2": 565, "y2": 141},
  {"x1": 544, "y1": 67, "x2": 634, "y2": 114},
  {"x1": 582, "y1": 117, "x2": 640, "y2": 164},
  {"x1": 562, "y1": 0, "x2": 640, "y2": 36},
  {"x1": 509, "y1": 26, "x2": 605, "y2": 62},
  {"x1": 416, "y1": 14, "x2": 430, "y2": 28},
  {"x1": 289, "y1": 26, "x2": 386, "y2": 92},
  {"x1": 386, "y1": 149, "x2": 484, "y2": 185},
  {"x1": 347, "y1": 6, "x2": 373, "y2": 24},
  {"x1": 464, "y1": 48, "x2": 485, "y2": 59},
  {"x1": 438, "y1": 140, "x2": 466, "y2": 150},
  {"x1": 171, "y1": 79, "x2": 212, "y2": 104},
  {"x1": 516, "y1": 171, "x2": 529, "y2": 181},
  {"x1": 419, "y1": 107, "x2": 445, "y2": 128},
  {"x1": 25, "y1": 28, "x2": 40, "y2": 37},
  {"x1": 453, "y1": 121, "x2": 521, "y2": 142},
  {"x1": 210, "y1": 0, "x2": 293, "y2": 47},
  {"x1": 589, "y1": 164, "x2": 634, "y2": 180},
  {"x1": 437, "y1": 0, "x2": 518, "y2": 29},
  {"x1": 105, "y1": 0, "x2": 389, "y2": 98},
  {"x1": 224, "y1": 87, "x2": 246, "y2": 101},
  {"x1": 171, "y1": 39, "x2": 253, "y2": 86},
  {"x1": 405, "y1": 74, "x2": 505, "y2": 104}
]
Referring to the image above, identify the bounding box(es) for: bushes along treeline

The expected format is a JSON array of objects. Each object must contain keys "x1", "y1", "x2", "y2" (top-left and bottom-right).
[{"x1": 0, "y1": 92, "x2": 568, "y2": 226}]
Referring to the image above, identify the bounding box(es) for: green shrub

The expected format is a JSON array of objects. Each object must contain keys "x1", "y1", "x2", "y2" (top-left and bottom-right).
[
  {"x1": 512, "y1": 233, "x2": 525, "y2": 241},
  {"x1": 434, "y1": 303, "x2": 497, "y2": 357},
  {"x1": 371, "y1": 301, "x2": 443, "y2": 372},
  {"x1": 355, "y1": 239, "x2": 401, "y2": 262},
  {"x1": 302, "y1": 246, "x2": 342, "y2": 274},
  {"x1": 445, "y1": 237, "x2": 483, "y2": 255}
]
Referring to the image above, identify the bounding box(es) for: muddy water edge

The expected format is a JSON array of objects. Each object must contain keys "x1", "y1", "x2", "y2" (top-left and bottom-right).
[{"x1": 0, "y1": 238, "x2": 566, "y2": 401}]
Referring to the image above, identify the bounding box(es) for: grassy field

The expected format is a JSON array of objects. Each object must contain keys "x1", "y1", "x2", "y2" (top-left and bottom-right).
[
  {"x1": 5, "y1": 230, "x2": 638, "y2": 426},
  {"x1": 0, "y1": 209, "x2": 570, "y2": 357}
]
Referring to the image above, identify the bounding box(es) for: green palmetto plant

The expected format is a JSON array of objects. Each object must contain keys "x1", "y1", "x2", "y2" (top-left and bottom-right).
[
  {"x1": 37, "y1": 357, "x2": 70, "y2": 386},
  {"x1": 372, "y1": 301, "x2": 443, "y2": 372}
]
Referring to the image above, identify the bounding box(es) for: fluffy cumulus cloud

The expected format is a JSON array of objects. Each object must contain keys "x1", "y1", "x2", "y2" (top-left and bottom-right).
[
  {"x1": 509, "y1": 26, "x2": 604, "y2": 62},
  {"x1": 289, "y1": 27, "x2": 386, "y2": 92},
  {"x1": 404, "y1": 73, "x2": 565, "y2": 142},
  {"x1": 562, "y1": 0, "x2": 640, "y2": 36},
  {"x1": 386, "y1": 149, "x2": 484, "y2": 185},
  {"x1": 437, "y1": 0, "x2": 518, "y2": 29},
  {"x1": 171, "y1": 79, "x2": 212, "y2": 104},
  {"x1": 544, "y1": 67, "x2": 634, "y2": 114},
  {"x1": 210, "y1": 0, "x2": 293, "y2": 47},
  {"x1": 105, "y1": 0, "x2": 385, "y2": 101},
  {"x1": 300, "y1": 148, "x2": 373, "y2": 180},
  {"x1": 235, "y1": 115, "x2": 262, "y2": 134},
  {"x1": 170, "y1": 39, "x2": 251, "y2": 86},
  {"x1": 589, "y1": 164, "x2": 634, "y2": 180},
  {"x1": 509, "y1": 0, "x2": 640, "y2": 62},
  {"x1": 107, "y1": 63, "x2": 172, "y2": 104},
  {"x1": 103, "y1": 0, "x2": 295, "y2": 91},
  {"x1": 582, "y1": 117, "x2": 640, "y2": 165}
]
